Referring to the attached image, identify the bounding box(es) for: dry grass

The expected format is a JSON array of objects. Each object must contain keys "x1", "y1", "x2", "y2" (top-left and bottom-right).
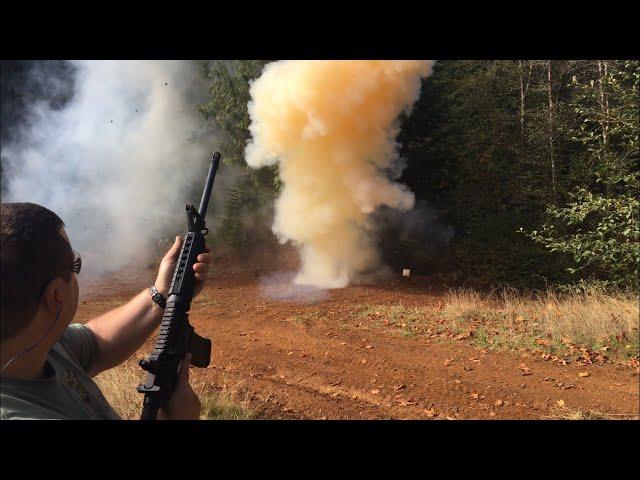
[
  {"x1": 94, "y1": 357, "x2": 253, "y2": 420},
  {"x1": 199, "y1": 391, "x2": 253, "y2": 420},
  {"x1": 192, "y1": 373, "x2": 254, "y2": 420},
  {"x1": 94, "y1": 358, "x2": 143, "y2": 419},
  {"x1": 356, "y1": 286, "x2": 638, "y2": 361},
  {"x1": 441, "y1": 287, "x2": 639, "y2": 358},
  {"x1": 543, "y1": 405, "x2": 640, "y2": 420}
]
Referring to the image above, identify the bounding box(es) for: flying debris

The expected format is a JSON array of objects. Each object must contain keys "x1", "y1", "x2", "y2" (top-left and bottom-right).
[{"x1": 2, "y1": 60, "x2": 215, "y2": 278}]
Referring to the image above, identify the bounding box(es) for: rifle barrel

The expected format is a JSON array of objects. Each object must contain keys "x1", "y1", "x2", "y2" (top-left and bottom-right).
[{"x1": 198, "y1": 152, "x2": 221, "y2": 218}]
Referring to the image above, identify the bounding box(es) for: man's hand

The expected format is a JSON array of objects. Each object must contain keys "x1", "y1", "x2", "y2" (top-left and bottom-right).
[
  {"x1": 155, "y1": 236, "x2": 211, "y2": 297},
  {"x1": 157, "y1": 354, "x2": 202, "y2": 420}
]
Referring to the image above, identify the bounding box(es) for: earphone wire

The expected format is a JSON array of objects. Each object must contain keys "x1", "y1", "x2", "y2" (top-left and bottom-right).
[{"x1": 0, "y1": 304, "x2": 62, "y2": 374}]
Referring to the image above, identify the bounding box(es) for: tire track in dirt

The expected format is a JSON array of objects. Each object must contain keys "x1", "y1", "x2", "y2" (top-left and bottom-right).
[{"x1": 77, "y1": 267, "x2": 640, "y2": 420}]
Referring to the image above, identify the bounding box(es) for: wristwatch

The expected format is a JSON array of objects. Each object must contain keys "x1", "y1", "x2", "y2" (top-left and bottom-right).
[{"x1": 149, "y1": 285, "x2": 167, "y2": 309}]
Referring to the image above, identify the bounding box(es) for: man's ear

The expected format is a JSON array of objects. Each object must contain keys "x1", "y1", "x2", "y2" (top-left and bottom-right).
[{"x1": 42, "y1": 278, "x2": 66, "y2": 313}]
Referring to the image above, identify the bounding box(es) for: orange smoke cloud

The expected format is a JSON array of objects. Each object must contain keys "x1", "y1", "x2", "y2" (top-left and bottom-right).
[{"x1": 245, "y1": 60, "x2": 433, "y2": 288}]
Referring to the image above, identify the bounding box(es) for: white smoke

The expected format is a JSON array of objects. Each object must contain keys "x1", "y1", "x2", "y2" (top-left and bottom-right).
[{"x1": 2, "y1": 60, "x2": 221, "y2": 277}]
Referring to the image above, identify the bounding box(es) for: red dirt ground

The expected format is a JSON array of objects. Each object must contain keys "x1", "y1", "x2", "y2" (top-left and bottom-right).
[{"x1": 76, "y1": 257, "x2": 640, "y2": 420}]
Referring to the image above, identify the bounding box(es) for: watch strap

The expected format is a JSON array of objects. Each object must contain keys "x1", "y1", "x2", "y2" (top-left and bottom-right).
[{"x1": 149, "y1": 285, "x2": 167, "y2": 309}]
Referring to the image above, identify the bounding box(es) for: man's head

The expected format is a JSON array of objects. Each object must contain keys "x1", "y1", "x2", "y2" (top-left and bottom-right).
[{"x1": 1, "y1": 202, "x2": 79, "y2": 343}]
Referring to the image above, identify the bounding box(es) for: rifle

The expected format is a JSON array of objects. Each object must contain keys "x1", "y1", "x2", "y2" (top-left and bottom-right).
[{"x1": 137, "y1": 152, "x2": 221, "y2": 420}]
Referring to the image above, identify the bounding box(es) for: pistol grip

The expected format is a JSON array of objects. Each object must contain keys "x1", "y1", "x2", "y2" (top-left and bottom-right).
[{"x1": 189, "y1": 331, "x2": 212, "y2": 368}]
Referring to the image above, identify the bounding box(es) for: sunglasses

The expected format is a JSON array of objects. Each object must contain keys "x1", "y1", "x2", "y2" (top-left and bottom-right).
[
  {"x1": 70, "y1": 250, "x2": 82, "y2": 275},
  {"x1": 38, "y1": 250, "x2": 82, "y2": 298}
]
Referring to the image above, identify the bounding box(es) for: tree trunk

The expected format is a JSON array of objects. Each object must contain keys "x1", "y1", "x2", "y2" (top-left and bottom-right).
[
  {"x1": 597, "y1": 60, "x2": 609, "y2": 147},
  {"x1": 547, "y1": 60, "x2": 556, "y2": 201},
  {"x1": 518, "y1": 60, "x2": 533, "y2": 138},
  {"x1": 519, "y1": 60, "x2": 526, "y2": 137}
]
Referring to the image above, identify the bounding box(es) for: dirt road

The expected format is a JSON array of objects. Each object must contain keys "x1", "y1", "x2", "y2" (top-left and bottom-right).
[{"x1": 76, "y1": 264, "x2": 640, "y2": 420}]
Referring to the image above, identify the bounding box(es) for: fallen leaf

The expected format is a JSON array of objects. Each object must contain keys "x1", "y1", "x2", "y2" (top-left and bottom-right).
[
  {"x1": 370, "y1": 389, "x2": 380, "y2": 395},
  {"x1": 394, "y1": 384, "x2": 406, "y2": 391},
  {"x1": 494, "y1": 399, "x2": 503, "y2": 407},
  {"x1": 578, "y1": 372, "x2": 590, "y2": 377},
  {"x1": 519, "y1": 363, "x2": 532, "y2": 376},
  {"x1": 470, "y1": 393, "x2": 479, "y2": 400},
  {"x1": 444, "y1": 359, "x2": 453, "y2": 366},
  {"x1": 424, "y1": 408, "x2": 438, "y2": 418},
  {"x1": 365, "y1": 345, "x2": 374, "y2": 349},
  {"x1": 453, "y1": 379, "x2": 462, "y2": 384},
  {"x1": 489, "y1": 411, "x2": 496, "y2": 417},
  {"x1": 557, "y1": 399, "x2": 565, "y2": 407}
]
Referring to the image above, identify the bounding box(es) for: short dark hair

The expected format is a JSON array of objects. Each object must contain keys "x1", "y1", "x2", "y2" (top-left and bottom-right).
[{"x1": 1, "y1": 202, "x2": 73, "y2": 340}]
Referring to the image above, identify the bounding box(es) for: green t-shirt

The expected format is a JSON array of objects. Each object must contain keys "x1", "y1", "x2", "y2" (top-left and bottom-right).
[{"x1": 1, "y1": 324, "x2": 121, "y2": 420}]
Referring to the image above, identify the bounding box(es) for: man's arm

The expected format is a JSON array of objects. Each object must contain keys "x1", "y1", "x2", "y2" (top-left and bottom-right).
[{"x1": 83, "y1": 236, "x2": 211, "y2": 377}]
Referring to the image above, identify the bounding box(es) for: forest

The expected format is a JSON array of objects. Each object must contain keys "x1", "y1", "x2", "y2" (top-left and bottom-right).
[{"x1": 199, "y1": 60, "x2": 639, "y2": 291}]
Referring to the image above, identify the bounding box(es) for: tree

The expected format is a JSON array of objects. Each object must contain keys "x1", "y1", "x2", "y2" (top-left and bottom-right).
[
  {"x1": 198, "y1": 60, "x2": 280, "y2": 248},
  {"x1": 528, "y1": 60, "x2": 639, "y2": 288}
]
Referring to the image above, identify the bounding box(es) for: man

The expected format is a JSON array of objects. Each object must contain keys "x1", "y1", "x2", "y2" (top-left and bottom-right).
[{"x1": 0, "y1": 202, "x2": 212, "y2": 420}]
